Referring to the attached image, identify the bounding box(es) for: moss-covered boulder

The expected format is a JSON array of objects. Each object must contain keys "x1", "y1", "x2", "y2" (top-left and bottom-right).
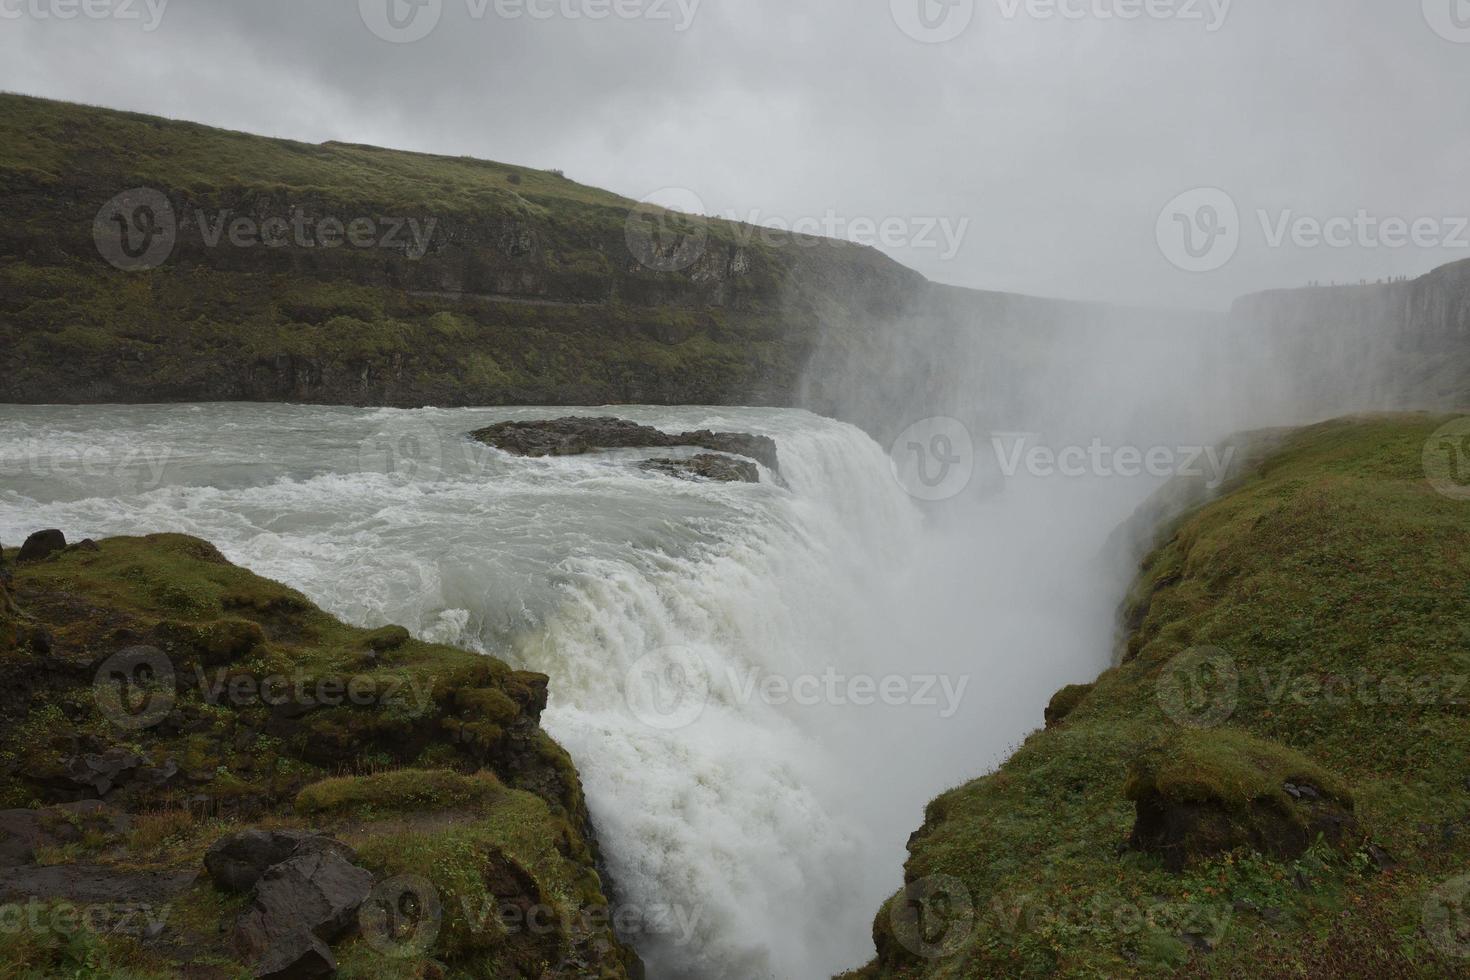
[
  {"x1": 0, "y1": 532, "x2": 639, "y2": 978},
  {"x1": 1125, "y1": 729, "x2": 1357, "y2": 871},
  {"x1": 1043, "y1": 683, "x2": 1094, "y2": 728}
]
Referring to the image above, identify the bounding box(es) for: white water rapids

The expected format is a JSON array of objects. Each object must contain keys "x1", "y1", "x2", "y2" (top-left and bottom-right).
[{"x1": 0, "y1": 403, "x2": 1160, "y2": 978}]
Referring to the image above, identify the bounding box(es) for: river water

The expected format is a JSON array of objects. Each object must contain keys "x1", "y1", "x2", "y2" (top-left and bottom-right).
[{"x1": 0, "y1": 403, "x2": 1149, "y2": 978}]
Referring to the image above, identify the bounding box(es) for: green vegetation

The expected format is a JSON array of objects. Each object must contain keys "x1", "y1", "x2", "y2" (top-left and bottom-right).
[
  {"x1": 853, "y1": 415, "x2": 1470, "y2": 978},
  {"x1": 0, "y1": 92, "x2": 916, "y2": 407},
  {"x1": 0, "y1": 533, "x2": 634, "y2": 977}
]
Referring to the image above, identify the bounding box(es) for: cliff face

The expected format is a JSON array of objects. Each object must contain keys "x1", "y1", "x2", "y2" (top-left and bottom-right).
[
  {"x1": 2, "y1": 94, "x2": 1465, "y2": 424},
  {"x1": 0, "y1": 93, "x2": 923, "y2": 409},
  {"x1": 1229, "y1": 261, "x2": 1470, "y2": 413}
]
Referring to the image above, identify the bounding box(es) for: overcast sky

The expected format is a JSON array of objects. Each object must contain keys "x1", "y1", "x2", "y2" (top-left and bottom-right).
[{"x1": 4, "y1": 0, "x2": 1469, "y2": 309}]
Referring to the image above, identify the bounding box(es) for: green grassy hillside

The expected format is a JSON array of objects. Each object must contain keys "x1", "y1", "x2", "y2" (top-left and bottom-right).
[
  {"x1": 851, "y1": 415, "x2": 1470, "y2": 978},
  {"x1": 0, "y1": 92, "x2": 920, "y2": 407}
]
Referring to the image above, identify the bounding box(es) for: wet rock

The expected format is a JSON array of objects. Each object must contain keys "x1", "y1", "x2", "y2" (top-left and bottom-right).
[
  {"x1": 62, "y1": 748, "x2": 144, "y2": 797},
  {"x1": 206, "y1": 829, "x2": 356, "y2": 893},
  {"x1": 17, "y1": 529, "x2": 67, "y2": 563},
  {"x1": 234, "y1": 849, "x2": 374, "y2": 978},
  {"x1": 471, "y1": 417, "x2": 780, "y2": 475},
  {"x1": 0, "y1": 863, "x2": 196, "y2": 905},
  {"x1": 639, "y1": 454, "x2": 760, "y2": 484}
]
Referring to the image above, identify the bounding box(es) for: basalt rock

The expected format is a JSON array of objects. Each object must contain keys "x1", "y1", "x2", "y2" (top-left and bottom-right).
[
  {"x1": 234, "y1": 848, "x2": 374, "y2": 979},
  {"x1": 17, "y1": 530, "x2": 67, "y2": 563},
  {"x1": 471, "y1": 416, "x2": 781, "y2": 475},
  {"x1": 206, "y1": 829, "x2": 356, "y2": 893},
  {"x1": 640, "y1": 453, "x2": 761, "y2": 484}
]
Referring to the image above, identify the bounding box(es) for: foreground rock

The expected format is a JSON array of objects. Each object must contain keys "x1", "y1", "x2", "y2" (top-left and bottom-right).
[
  {"x1": 471, "y1": 416, "x2": 781, "y2": 475},
  {"x1": 0, "y1": 531, "x2": 640, "y2": 979},
  {"x1": 639, "y1": 453, "x2": 760, "y2": 483},
  {"x1": 1124, "y1": 729, "x2": 1358, "y2": 872}
]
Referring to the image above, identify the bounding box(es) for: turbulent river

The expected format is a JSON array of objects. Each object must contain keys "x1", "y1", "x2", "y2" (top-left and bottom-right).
[{"x1": 0, "y1": 403, "x2": 1160, "y2": 978}]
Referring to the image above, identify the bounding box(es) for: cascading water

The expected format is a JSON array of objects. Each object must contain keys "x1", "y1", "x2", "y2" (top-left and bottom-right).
[{"x1": 0, "y1": 404, "x2": 992, "y2": 979}]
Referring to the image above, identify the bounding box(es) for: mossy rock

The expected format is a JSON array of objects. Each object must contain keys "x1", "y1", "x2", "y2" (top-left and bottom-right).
[
  {"x1": 1125, "y1": 728, "x2": 1358, "y2": 871},
  {"x1": 0, "y1": 533, "x2": 636, "y2": 978},
  {"x1": 1043, "y1": 683, "x2": 1094, "y2": 728}
]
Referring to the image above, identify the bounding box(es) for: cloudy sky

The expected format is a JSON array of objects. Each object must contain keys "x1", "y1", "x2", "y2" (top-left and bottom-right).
[{"x1": 4, "y1": 0, "x2": 1468, "y2": 309}]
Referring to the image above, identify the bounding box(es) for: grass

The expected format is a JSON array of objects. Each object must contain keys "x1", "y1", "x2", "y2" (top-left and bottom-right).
[
  {"x1": 853, "y1": 414, "x2": 1470, "y2": 978},
  {"x1": 0, "y1": 92, "x2": 912, "y2": 408},
  {"x1": 0, "y1": 532, "x2": 632, "y2": 977}
]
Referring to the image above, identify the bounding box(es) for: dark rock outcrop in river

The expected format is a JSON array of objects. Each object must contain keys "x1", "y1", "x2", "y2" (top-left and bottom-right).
[{"x1": 471, "y1": 416, "x2": 781, "y2": 475}]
